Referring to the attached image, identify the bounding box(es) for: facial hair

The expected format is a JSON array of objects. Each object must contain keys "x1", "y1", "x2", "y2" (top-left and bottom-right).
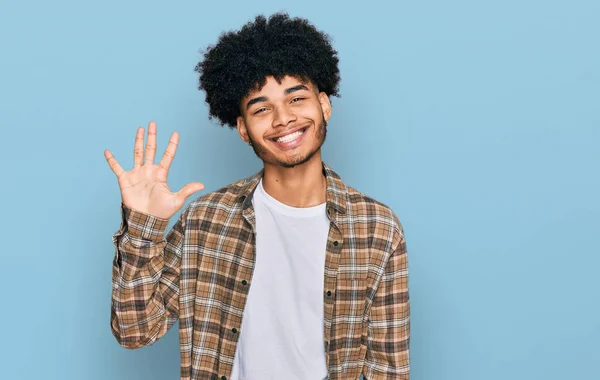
[{"x1": 247, "y1": 114, "x2": 328, "y2": 169}]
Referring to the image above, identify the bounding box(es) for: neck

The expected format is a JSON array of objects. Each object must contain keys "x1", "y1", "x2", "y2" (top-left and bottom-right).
[{"x1": 261, "y1": 152, "x2": 326, "y2": 208}]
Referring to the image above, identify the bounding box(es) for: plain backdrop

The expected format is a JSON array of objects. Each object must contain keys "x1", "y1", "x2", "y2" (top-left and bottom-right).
[{"x1": 1, "y1": 0, "x2": 598, "y2": 379}]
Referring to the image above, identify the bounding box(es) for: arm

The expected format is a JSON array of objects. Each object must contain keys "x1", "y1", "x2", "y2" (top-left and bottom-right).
[
  {"x1": 364, "y1": 236, "x2": 410, "y2": 379},
  {"x1": 104, "y1": 121, "x2": 203, "y2": 348},
  {"x1": 110, "y1": 203, "x2": 186, "y2": 348}
]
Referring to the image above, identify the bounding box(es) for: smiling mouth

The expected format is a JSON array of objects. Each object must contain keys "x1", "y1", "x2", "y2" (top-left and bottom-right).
[{"x1": 271, "y1": 127, "x2": 308, "y2": 144}]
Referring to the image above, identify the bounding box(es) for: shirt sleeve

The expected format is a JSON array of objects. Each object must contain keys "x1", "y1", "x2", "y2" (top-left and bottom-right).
[
  {"x1": 110, "y1": 203, "x2": 185, "y2": 349},
  {"x1": 363, "y1": 235, "x2": 410, "y2": 379}
]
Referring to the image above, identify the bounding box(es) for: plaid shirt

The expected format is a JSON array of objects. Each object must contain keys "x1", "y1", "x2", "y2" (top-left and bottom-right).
[{"x1": 111, "y1": 162, "x2": 410, "y2": 380}]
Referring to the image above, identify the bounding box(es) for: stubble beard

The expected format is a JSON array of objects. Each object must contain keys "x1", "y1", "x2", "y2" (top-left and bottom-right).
[{"x1": 248, "y1": 115, "x2": 328, "y2": 169}]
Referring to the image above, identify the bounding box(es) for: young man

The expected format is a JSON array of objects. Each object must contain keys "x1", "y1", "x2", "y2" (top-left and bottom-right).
[{"x1": 105, "y1": 13, "x2": 409, "y2": 380}]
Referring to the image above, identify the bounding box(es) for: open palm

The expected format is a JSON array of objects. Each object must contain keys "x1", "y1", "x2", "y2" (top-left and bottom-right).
[{"x1": 104, "y1": 121, "x2": 204, "y2": 220}]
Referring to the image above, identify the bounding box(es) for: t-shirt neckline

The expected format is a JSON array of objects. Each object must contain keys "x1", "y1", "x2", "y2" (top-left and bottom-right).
[{"x1": 255, "y1": 179, "x2": 326, "y2": 218}]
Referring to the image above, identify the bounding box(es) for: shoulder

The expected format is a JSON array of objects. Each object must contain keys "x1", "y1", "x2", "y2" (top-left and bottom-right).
[
  {"x1": 344, "y1": 185, "x2": 405, "y2": 240},
  {"x1": 182, "y1": 171, "x2": 261, "y2": 220}
]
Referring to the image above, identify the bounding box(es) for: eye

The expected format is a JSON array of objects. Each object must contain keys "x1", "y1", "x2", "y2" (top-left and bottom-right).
[
  {"x1": 291, "y1": 97, "x2": 304, "y2": 103},
  {"x1": 254, "y1": 107, "x2": 268, "y2": 115}
]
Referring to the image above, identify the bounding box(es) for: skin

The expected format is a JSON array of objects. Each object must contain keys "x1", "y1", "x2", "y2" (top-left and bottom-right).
[
  {"x1": 237, "y1": 75, "x2": 332, "y2": 208},
  {"x1": 104, "y1": 75, "x2": 331, "y2": 219},
  {"x1": 104, "y1": 123, "x2": 205, "y2": 219}
]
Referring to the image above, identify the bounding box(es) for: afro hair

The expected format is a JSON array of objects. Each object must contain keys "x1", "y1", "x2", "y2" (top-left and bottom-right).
[{"x1": 195, "y1": 12, "x2": 341, "y2": 129}]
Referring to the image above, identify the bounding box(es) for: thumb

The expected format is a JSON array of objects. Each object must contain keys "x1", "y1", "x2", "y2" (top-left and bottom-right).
[{"x1": 177, "y1": 182, "x2": 205, "y2": 201}]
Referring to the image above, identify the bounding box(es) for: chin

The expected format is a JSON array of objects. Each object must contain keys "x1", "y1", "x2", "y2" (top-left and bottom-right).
[{"x1": 273, "y1": 145, "x2": 322, "y2": 168}]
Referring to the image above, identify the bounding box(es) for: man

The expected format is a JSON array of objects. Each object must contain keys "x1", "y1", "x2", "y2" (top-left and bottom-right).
[{"x1": 105, "y1": 13, "x2": 409, "y2": 380}]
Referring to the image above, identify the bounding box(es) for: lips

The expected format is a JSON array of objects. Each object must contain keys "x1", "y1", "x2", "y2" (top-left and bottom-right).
[
  {"x1": 269, "y1": 126, "x2": 309, "y2": 150},
  {"x1": 269, "y1": 126, "x2": 308, "y2": 143}
]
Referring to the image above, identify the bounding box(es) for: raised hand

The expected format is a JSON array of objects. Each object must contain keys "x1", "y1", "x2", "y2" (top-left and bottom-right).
[{"x1": 104, "y1": 121, "x2": 204, "y2": 220}]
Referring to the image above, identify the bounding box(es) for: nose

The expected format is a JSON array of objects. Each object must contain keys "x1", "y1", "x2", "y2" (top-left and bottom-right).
[{"x1": 272, "y1": 104, "x2": 297, "y2": 128}]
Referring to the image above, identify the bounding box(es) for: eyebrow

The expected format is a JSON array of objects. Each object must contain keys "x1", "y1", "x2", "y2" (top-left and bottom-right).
[
  {"x1": 284, "y1": 84, "x2": 309, "y2": 95},
  {"x1": 245, "y1": 84, "x2": 310, "y2": 110},
  {"x1": 246, "y1": 96, "x2": 267, "y2": 110}
]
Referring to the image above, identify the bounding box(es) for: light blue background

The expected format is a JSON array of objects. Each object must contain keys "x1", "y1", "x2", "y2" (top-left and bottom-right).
[{"x1": 1, "y1": 0, "x2": 598, "y2": 379}]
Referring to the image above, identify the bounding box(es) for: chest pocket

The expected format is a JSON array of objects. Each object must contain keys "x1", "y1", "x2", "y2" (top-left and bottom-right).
[{"x1": 335, "y1": 275, "x2": 367, "y2": 318}]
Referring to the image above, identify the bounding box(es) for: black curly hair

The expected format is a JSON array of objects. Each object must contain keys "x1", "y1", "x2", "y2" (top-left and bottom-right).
[{"x1": 195, "y1": 12, "x2": 341, "y2": 129}]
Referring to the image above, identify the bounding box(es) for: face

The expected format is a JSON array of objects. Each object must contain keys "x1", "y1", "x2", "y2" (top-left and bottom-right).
[{"x1": 237, "y1": 75, "x2": 332, "y2": 169}]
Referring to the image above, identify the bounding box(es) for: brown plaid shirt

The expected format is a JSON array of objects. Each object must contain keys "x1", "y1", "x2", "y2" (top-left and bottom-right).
[{"x1": 111, "y1": 162, "x2": 410, "y2": 380}]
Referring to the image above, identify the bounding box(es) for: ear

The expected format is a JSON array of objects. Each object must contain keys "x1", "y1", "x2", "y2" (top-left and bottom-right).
[
  {"x1": 318, "y1": 92, "x2": 332, "y2": 122},
  {"x1": 237, "y1": 116, "x2": 250, "y2": 143}
]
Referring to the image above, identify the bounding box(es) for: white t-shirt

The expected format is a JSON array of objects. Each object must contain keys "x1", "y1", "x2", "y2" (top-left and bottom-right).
[{"x1": 230, "y1": 180, "x2": 330, "y2": 380}]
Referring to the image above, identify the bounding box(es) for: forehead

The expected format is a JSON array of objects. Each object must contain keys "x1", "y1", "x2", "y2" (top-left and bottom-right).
[{"x1": 245, "y1": 75, "x2": 315, "y2": 98}]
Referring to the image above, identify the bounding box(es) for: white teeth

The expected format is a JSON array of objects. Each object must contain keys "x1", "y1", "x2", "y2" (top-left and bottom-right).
[{"x1": 276, "y1": 129, "x2": 304, "y2": 143}]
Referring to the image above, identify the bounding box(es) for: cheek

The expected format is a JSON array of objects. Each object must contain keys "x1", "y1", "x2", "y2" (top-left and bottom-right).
[
  {"x1": 245, "y1": 120, "x2": 270, "y2": 139},
  {"x1": 296, "y1": 104, "x2": 322, "y2": 122}
]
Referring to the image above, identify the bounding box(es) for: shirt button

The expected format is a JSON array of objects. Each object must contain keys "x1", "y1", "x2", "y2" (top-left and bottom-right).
[
  {"x1": 327, "y1": 290, "x2": 332, "y2": 297},
  {"x1": 333, "y1": 241, "x2": 339, "y2": 246},
  {"x1": 232, "y1": 328, "x2": 238, "y2": 333},
  {"x1": 241, "y1": 280, "x2": 248, "y2": 286}
]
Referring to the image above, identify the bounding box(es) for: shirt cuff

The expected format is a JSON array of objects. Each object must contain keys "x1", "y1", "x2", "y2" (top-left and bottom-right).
[{"x1": 119, "y1": 203, "x2": 169, "y2": 241}]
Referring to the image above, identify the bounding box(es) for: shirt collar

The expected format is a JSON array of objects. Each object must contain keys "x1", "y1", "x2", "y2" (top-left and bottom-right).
[{"x1": 239, "y1": 161, "x2": 347, "y2": 215}]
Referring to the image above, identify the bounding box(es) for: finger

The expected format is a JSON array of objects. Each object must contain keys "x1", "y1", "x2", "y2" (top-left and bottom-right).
[
  {"x1": 133, "y1": 127, "x2": 144, "y2": 167},
  {"x1": 176, "y1": 182, "x2": 205, "y2": 202},
  {"x1": 104, "y1": 150, "x2": 125, "y2": 178},
  {"x1": 159, "y1": 131, "x2": 179, "y2": 171},
  {"x1": 145, "y1": 121, "x2": 157, "y2": 165}
]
